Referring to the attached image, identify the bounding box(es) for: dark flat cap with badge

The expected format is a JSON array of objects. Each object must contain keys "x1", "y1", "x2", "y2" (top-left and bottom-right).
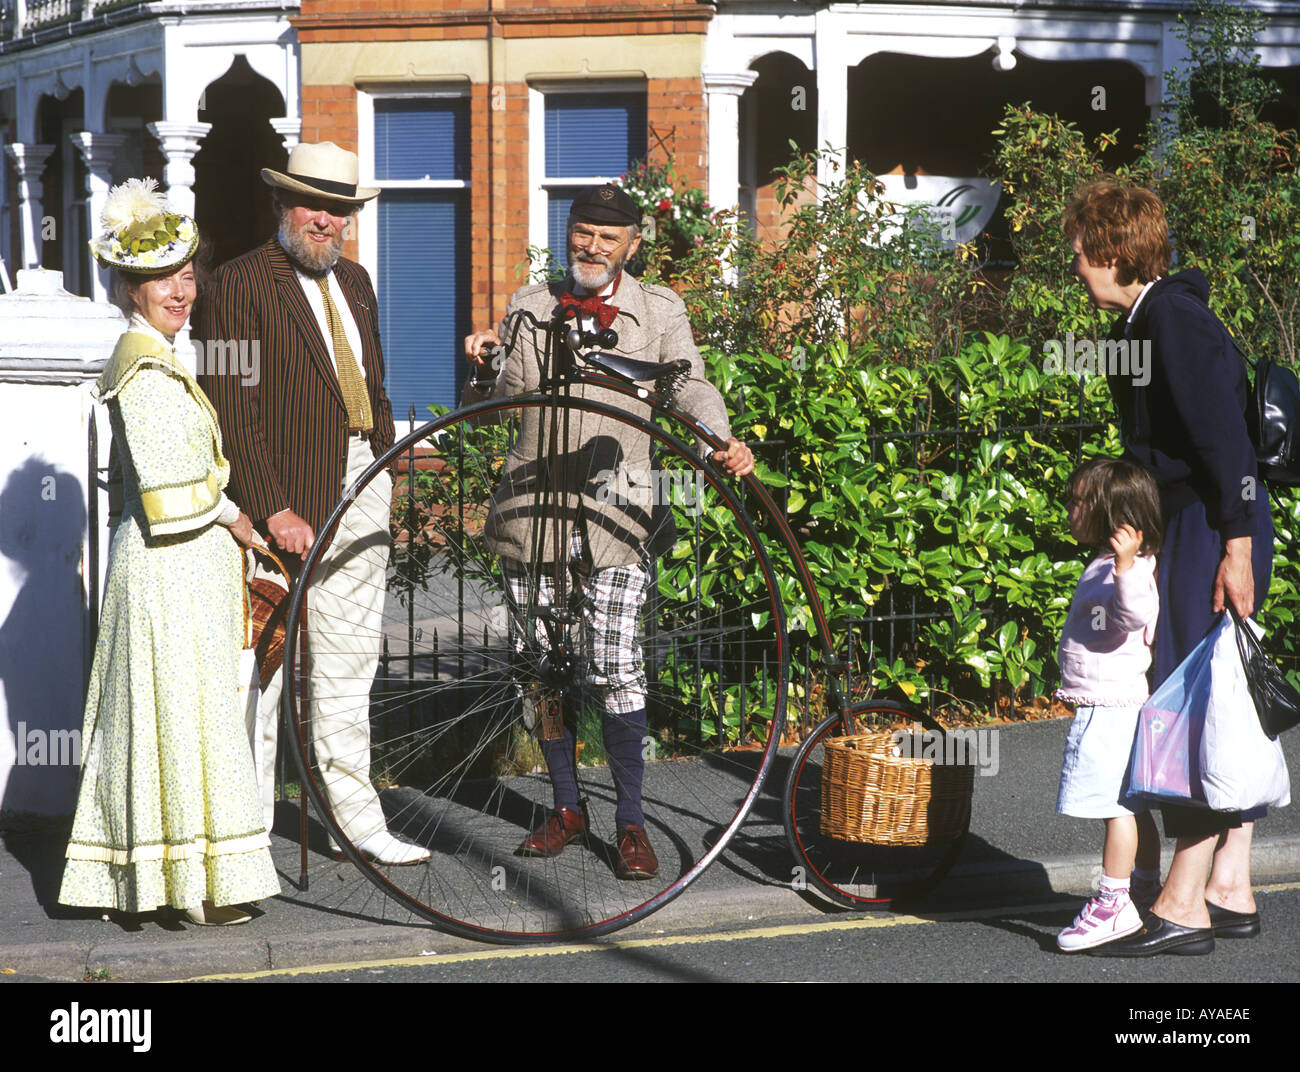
[{"x1": 569, "y1": 183, "x2": 640, "y2": 226}]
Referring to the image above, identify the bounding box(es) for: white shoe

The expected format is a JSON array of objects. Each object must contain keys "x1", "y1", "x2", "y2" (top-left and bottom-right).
[
  {"x1": 185, "y1": 901, "x2": 252, "y2": 926},
  {"x1": 351, "y1": 830, "x2": 431, "y2": 866},
  {"x1": 1057, "y1": 892, "x2": 1142, "y2": 951}
]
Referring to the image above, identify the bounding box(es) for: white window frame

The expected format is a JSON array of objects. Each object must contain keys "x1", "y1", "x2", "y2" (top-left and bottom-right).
[
  {"x1": 355, "y1": 85, "x2": 472, "y2": 287},
  {"x1": 528, "y1": 80, "x2": 648, "y2": 256}
]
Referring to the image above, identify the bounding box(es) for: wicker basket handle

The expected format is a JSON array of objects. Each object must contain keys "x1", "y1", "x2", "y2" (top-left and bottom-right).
[{"x1": 247, "y1": 535, "x2": 293, "y2": 583}]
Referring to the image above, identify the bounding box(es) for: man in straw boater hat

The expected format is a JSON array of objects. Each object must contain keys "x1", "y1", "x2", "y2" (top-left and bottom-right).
[
  {"x1": 200, "y1": 141, "x2": 429, "y2": 865},
  {"x1": 463, "y1": 183, "x2": 754, "y2": 879}
]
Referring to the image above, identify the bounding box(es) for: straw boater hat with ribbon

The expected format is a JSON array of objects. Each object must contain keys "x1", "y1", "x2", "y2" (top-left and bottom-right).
[
  {"x1": 261, "y1": 141, "x2": 379, "y2": 205},
  {"x1": 88, "y1": 177, "x2": 199, "y2": 275}
]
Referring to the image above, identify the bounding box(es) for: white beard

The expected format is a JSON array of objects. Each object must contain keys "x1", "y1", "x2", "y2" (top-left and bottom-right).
[
  {"x1": 278, "y1": 218, "x2": 344, "y2": 275},
  {"x1": 569, "y1": 255, "x2": 620, "y2": 293}
]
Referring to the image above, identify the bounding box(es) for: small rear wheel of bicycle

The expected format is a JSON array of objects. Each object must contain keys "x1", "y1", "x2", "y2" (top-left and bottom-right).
[
  {"x1": 283, "y1": 393, "x2": 789, "y2": 942},
  {"x1": 783, "y1": 701, "x2": 970, "y2": 910}
]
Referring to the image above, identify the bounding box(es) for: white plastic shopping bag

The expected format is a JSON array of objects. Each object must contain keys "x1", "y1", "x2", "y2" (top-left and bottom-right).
[
  {"x1": 1130, "y1": 613, "x2": 1290, "y2": 810},
  {"x1": 1130, "y1": 627, "x2": 1212, "y2": 805},
  {"x1": 1200, "y1": 614, "x2": 1290, "y2": 811}
]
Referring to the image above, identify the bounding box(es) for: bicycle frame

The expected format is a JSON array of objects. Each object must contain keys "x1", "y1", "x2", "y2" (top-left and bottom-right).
[
  {"x1": 276, "y1": 303, "x2": 908, "y2": 935},
  {"x1": 509, "y1": 307, "x2": 852, "y2": 727}
]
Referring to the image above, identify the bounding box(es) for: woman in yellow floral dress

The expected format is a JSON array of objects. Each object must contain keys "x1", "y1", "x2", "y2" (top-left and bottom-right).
[{"x1": 59, "y1": 179, "x2": 279, "y2": 925}]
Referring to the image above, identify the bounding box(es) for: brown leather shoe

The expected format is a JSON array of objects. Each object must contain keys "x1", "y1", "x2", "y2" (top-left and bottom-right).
[
  {"x1": 614, "y1": 825, "x2": 659, "y2": 880},
  {"x1": 516, "y1": 805, "x2": 588, "y2": 858}
]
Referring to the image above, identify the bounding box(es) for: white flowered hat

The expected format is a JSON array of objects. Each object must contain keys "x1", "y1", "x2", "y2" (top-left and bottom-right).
[{"x1": 88, "y1": 177, "x2": 199, "y2": 274}]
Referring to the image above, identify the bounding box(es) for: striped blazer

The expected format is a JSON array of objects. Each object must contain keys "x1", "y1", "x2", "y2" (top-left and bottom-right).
[{"x1": 198, "y1": 239, "x2": 396, "y2": 539}]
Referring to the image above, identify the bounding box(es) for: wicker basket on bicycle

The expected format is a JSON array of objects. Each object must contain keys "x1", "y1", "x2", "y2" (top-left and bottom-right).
[{"x1": 819, "y1": 728, "x2": 974, "y2": 845}]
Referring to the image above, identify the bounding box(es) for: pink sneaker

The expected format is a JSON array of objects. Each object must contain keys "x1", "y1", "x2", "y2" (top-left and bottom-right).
[{"x1": 1057, "y1": 892, "x2": 1143, "y2": 952}]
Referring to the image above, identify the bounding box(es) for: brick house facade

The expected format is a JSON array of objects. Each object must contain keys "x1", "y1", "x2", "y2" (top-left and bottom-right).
[{"x1": 294, "y1": 0, "x2": 712, "y2": 410}]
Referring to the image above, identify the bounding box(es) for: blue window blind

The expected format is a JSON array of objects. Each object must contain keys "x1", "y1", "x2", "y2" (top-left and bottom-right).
[
  {"x1": 544, "y1": 93, "x2": 646, "y2": 177},
  {"x1": 378, "y1": 190, "x2": 469, "y2": 415},
  {"x1": 374, "y1": 98, "x2": 469, "y2": 181},
  {"x1": 543, "y1": 91, "x2": 646, "y2": 270},
  {"x1": 547, "y1": 192, "x2": 578, "y2": 272}
]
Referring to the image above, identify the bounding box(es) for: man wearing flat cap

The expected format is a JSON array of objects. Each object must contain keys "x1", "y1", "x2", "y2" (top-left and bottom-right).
[
  {"x1": 464, "y1": 182, "x2": 753, "y2": 880},
  {"x1": 200, "y1": 141, "x2": 429, "y2": 866}
]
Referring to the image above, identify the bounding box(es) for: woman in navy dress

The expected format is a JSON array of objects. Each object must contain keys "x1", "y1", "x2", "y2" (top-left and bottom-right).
[{"x1": 1061, "y1": 179, "x2": 1271, "y2": 956}]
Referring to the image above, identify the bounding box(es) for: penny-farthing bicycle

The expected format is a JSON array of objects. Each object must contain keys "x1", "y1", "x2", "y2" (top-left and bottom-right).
[{"x1": 281, "y1": 306, "x2": 969, "y2": 943}]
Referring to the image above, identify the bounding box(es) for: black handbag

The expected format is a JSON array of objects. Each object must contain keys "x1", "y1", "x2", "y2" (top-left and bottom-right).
[{"x1": 1227, "y1": 605, "x2": 1300, "y2": 739}]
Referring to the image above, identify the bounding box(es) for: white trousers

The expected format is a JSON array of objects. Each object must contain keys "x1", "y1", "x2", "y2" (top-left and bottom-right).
[{"x1": 252, "y1": 438, "x2": 393, "y2": 845}]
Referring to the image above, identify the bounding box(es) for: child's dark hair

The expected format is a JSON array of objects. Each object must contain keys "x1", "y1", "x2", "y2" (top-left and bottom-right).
[{"x1": 1066, "y1": 457, "x2": 1163, "y2": 555}]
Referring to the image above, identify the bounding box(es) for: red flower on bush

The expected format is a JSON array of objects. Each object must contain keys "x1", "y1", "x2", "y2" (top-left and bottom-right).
[{"x1": 657, "y1": 198, "x2": 672, "y2": 212}]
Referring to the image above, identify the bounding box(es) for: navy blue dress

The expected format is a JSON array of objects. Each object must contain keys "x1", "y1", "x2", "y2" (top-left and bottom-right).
[{"x1": 1106, "y1": 269, "x2": 1273, "y2": 837}]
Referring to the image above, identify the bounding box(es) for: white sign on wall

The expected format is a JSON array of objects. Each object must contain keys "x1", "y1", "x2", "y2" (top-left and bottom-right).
[{"x1": 875, "y1": 175, "x2": 1002, "y2": 249}]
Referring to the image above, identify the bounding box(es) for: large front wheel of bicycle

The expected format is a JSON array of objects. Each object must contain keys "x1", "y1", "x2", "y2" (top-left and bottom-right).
[
  {"x1": 283, "y1": 394, "x2": 789, "y2": 943},
  {"x1": 783, "y1": 701, "x2": 971, "y2": 910}
]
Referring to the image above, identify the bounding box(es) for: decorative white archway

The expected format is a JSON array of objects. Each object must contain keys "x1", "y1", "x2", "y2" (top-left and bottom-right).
[
  {"x1": 700, "y1": 1, "x2": 1300, "y2": 209},
  {"x1": 0, "y1": 3, "x2": 299, "y2": 296}
]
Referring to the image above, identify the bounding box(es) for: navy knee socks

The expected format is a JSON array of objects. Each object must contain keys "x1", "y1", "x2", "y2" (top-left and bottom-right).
[
  {"x1": 540, "y1": 706, "x2": 647, "y2": 829},
  {"x1": 603, "y1": 707, "x2": 647, "y2": 829},
  {"x1": 540, "y1": 726, "x2": 581, "y2": 812}
]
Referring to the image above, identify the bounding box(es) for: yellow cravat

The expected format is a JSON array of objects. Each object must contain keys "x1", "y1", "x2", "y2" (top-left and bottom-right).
[{"x1": 314, "y1": 275, "x2": 373, "y2": 432}]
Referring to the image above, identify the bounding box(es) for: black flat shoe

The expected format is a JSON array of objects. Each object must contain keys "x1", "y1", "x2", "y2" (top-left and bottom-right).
[
  {"x1": 1206, "y1": 900, "x2": 1260, "y2": 939},
  {"x1": 1089, "y1": 914, "x2": 1215, "y2": 957}
]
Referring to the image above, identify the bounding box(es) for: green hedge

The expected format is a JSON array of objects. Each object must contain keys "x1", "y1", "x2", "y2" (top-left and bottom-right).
[{"x1": 706, "y1": 331, "x2": 1300, "y2": 716}]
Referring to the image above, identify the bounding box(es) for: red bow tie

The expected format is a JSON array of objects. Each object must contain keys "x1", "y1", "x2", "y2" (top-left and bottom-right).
[{"x1": 560, "y1": 292, "x2": 619, "y2": 330}]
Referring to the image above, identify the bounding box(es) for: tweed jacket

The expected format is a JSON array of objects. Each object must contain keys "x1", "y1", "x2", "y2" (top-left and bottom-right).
[
  {"x1": 198, "y1": 239, "x2": 396, "y2": 539},
  {"x1": 463, "y1": 272, "x2": 733, "y2": 569}
]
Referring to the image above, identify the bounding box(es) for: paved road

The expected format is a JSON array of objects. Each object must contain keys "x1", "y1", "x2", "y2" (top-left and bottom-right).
[
  {"x1": 189, "y1": 880, "x2": 1300, "y2": 985},
  {"x1": 5, "y1": 884, "x2": 1292, "y2": 1058}
]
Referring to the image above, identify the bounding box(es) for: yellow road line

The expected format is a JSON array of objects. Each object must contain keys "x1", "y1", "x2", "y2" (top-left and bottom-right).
[
  {"x1": 183, "y1": 879, "x2": 1300, "y2": 982},
  {"x1": 180, "y1": 901, "x2": 1063, "y2": 981}
]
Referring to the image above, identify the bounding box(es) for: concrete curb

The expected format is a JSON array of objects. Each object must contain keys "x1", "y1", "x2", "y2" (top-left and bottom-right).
[{"x1": 947, "y1": 835, "x2": 1300, "y2": 900}]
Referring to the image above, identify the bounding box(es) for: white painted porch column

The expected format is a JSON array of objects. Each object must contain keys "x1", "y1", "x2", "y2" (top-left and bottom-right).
[
  {"x1": 814, "y1": 12, "x2": 848, "y2": 192},
  {"x1": 1154, "y1": 17, "x2": 1192, "y2": 122},
  {"x1": 146, "y1": 121, "x2": 212, "y2": 217},
  {"x1": 68, "y1": 132, "x2": 128, "y2": 304},
  {"x1": 270, "y1": 117, "x2": 302, "y2": 155},
  {"x1": 0, "y1": 142, "x2": 9, "y2": 286},
  {"x1": 3, "y1": 144, "x2": 55, "y2": 269},
  {"x1": 703, "y1": 70, "x2": 758, "y2": 212}
]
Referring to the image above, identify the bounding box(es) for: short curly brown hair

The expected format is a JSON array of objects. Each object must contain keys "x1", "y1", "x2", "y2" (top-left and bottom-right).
[
  {"x1": 1061, "y1": 178, "x2": 1170, "y2": 287},
  {"x1": 1066, "y1": 456, "x2": 1163, "y2": 556}
]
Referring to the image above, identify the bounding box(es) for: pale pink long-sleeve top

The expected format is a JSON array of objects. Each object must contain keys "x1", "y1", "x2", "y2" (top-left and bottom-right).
[{"x1": 1054, "y1": 553, "x2": 1160, "y2": 708}]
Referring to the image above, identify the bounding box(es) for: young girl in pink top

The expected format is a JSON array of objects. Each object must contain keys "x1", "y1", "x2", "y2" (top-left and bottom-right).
[{"x1": 1054, "y1": 457, "x2": 1163, "y2": 952}]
